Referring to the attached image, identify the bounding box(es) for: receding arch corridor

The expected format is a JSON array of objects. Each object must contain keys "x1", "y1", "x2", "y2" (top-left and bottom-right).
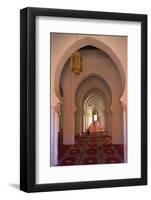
[{"x1": 51, "y1": 33, "x2": 127, "y2": 166}]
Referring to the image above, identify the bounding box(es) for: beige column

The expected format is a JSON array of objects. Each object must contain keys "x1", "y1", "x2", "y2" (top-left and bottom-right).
[
  {"x1": 75, "y1": 110, "x2": 81, "y2": 137},
  {"x1": 85, "y1": 115, "x2": 87, "y2": 130},
  {"x1": 83, "y1": 114, "x2": 85, "y2": 132},
  {"x1": 104, "y1": 111, "x2": 112, "y2": 134},
  {"x1": 75, "y1": 111, "x2": 78, "y2": 137},
  {"x1": 111, "y1": 106, "x2": 123, "y2": 144},
  {"x1": 83, "y1": 113, "x2": 86, "y2": 132},
  {"x1": 63, "y1": 112, "x2": 75, "y2": 144},
  {"x1": 122, "y1": 103, "x2": 127, "y2": 162},
  {"x1": 78, "y1": 112, "x2": 83, "y2": 136},
  {"x1": 85, "y1": 114, "x2": 87, "y2": 131},
  {"x1": 50, "y1": 105, "x2": 59, "y2": 166}
]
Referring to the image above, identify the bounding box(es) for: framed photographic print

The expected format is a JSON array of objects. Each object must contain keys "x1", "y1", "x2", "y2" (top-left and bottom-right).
[{"x1": 20, "y1": 7, "x2": 147, "y2": 192}]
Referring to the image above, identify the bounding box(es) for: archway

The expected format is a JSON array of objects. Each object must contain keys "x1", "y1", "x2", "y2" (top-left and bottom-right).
[
  {"x1": 75, "y1": 76, "x2": 112, "y2": 139},
  {"x1": 54, "y1": 36, "x2": 125, "y2": 101},
  {"x1": 52, "y1": 35, "x2": 127, "y2": 165},
  {"x1": 59, "y1": 46, "x2": 124, "y2": 144}
]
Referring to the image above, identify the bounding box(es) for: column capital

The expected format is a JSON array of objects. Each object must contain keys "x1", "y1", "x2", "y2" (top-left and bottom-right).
[{"x1": 51, "y1": 102, "x2": 61, "y2": 113}]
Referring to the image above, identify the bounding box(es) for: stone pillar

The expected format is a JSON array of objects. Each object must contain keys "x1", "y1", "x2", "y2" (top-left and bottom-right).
[
  {"x1": 111, "y1": 106, "x2": 123, "y2": 144},
  {"x1": 80, "y1": 113, "x2": 83, "y2": 136},
  {"x1": 108, "y1": 112, "x2": 112, "y2": 135},
  {"x1": 78, "y1": 113, "x2": 83, "y2": 136},
  {"x1": 104, "y1": 111, "x2": 112, "y2": 134},
  {"x1": 83, "y1": 113, "x2": 86, "y2": 132},
  {"x1": 85, "y1": 115, "x2": 87, "y2": 130},
  {"x1": 122, "y1": 103, "x2": 127, "y2": 162},
  {"x1": 85, "y1": 114, "x2": 89, "y2": 130},
  {"x1": 75, "y1": 110, "x2": 82, "y2": 137},
  {"x1": 87, "y1": 114, "x2": 91, "y2": 128},
  {"x1": 50, "y1": 105, "x2": 59, "y2": 166},
  {"x1": 75, "y1": 111, "x2": 79, "y2": 137},
  {"x1": 83, "y1": 114, "x2": 85, "y2": 132},
  {"x1": 98, "y1": 113, "x2": 101, "y2": 123},
  {"x1": 63, "y1": 112, "x2": 75, "y2": 144}
]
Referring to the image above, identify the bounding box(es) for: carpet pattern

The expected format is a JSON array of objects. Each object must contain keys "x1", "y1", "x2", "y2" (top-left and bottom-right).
[{"x1": 58, "y1": 133, "x2": 124, "y2": 166}]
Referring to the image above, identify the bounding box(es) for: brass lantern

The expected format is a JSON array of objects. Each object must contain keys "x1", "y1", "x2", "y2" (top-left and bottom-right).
[{"x1": 70, "y1": 51, "x2": 83, "y2": 75}]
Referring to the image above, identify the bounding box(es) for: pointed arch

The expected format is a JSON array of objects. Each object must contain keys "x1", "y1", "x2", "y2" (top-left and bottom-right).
[{"x1": 54, "y1": 36, "x2": 125, "y2": 99}]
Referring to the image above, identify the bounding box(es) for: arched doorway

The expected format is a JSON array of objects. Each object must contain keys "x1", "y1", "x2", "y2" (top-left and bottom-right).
[
  {"x1": 75, "y1": 75, "x2": 112, "y2": 138},
  {"x1": 60, "y1": 45, "x2": 124, "y2": 142}
]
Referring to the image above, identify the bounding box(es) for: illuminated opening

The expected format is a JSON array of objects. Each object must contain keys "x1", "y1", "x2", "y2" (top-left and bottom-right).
[{"x1": 94, "y1": 114, "x2": 97, "y2": 121}]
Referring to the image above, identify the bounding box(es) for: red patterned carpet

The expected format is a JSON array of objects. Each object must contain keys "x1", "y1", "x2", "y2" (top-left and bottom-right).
[{"x1": 58, "y1": 133, "x2": 124, "y2": 166}]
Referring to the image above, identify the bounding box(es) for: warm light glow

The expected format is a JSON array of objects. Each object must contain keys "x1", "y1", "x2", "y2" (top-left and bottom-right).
[
  {"x1": 88, "y1": 116, "x2": 92, "y2": 126},
  {"x1": 94, "y1": 114, "x2": 97, "y2": 121}
]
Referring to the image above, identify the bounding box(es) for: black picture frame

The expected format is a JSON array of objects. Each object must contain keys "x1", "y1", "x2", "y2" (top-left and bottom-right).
[{"x1": 20, "y1": 7, "x2": 147, "y2": 192}]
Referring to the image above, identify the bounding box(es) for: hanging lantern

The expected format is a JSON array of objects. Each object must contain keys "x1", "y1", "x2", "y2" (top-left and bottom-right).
[{"x1": 70, "y1": 51, "x2": 83, "y2": 75}]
